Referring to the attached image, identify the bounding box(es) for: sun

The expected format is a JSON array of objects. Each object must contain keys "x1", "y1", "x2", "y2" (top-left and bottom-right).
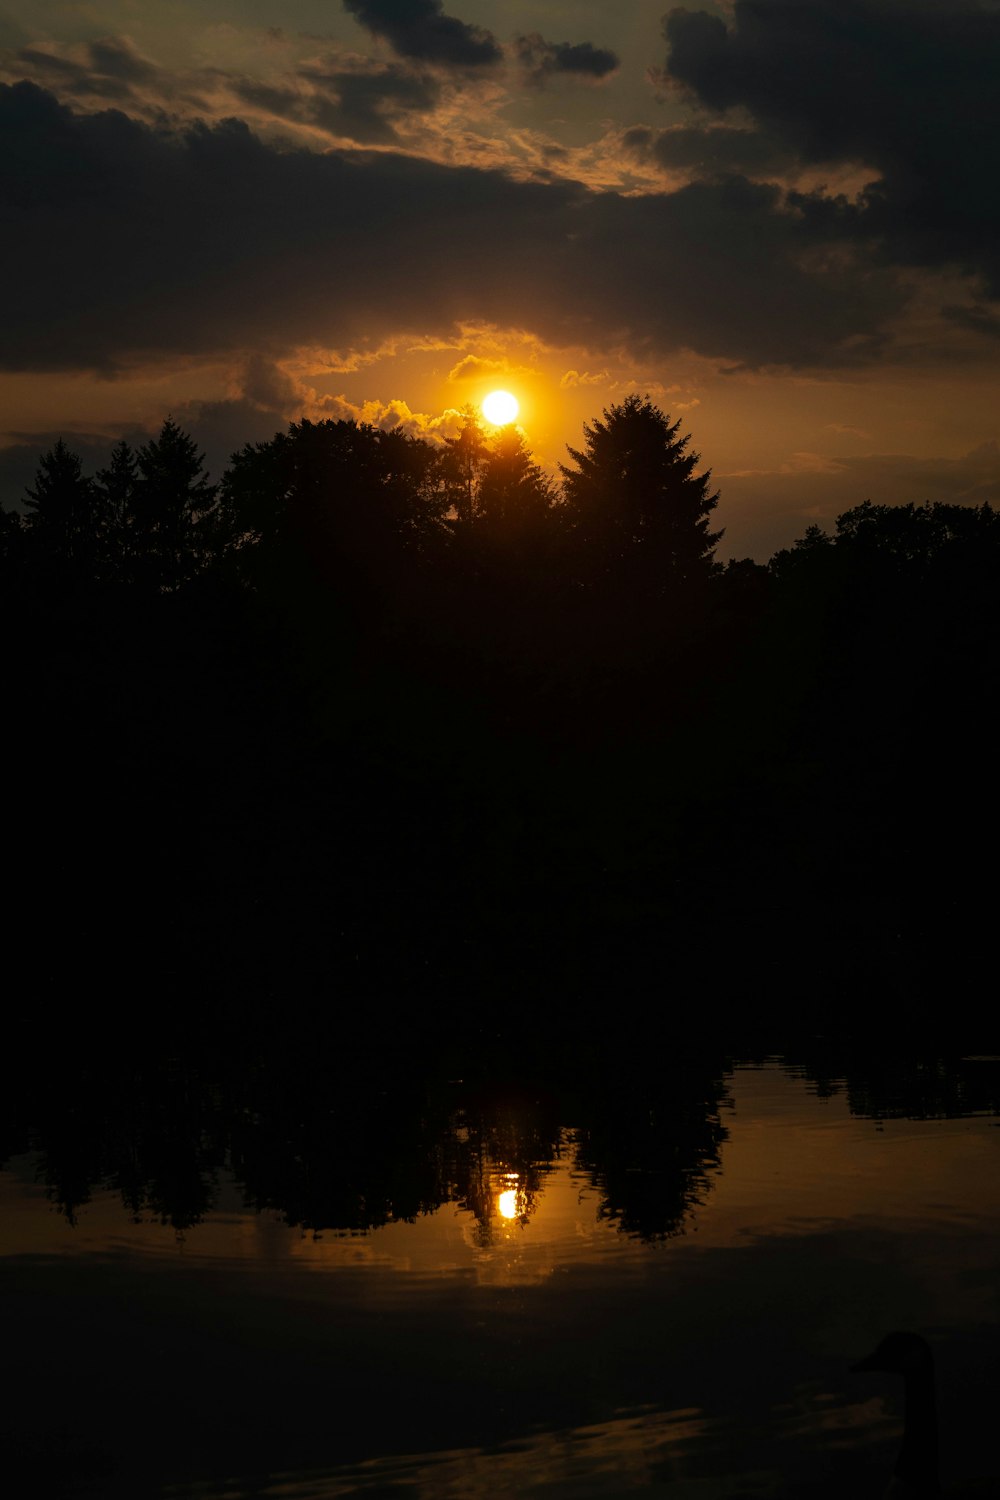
[{"x1": 482, "y1": 390, "x2": 519, "y2": 425}]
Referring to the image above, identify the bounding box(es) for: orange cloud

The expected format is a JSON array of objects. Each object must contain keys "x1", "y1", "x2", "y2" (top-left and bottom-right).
[
  {"x1": 448, "y1": 355, "x2": 507, "y2": 382},
  {"x1": 559, "y1": 369, "x2": 608, "y2": 388},
  {"x1": 311, "y1": 392, "x2": 464, "y2": 443}
]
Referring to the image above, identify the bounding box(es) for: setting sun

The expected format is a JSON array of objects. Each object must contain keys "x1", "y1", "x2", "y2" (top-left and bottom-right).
[{"x1": 482, "y1": 390, "x2": 519, "y2": 425}]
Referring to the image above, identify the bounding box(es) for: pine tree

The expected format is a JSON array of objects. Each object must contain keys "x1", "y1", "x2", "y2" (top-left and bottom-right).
[
  {"x1": 560, "y1": 394, "x2": 722, "y2": 586},
  {"x1": 0, "y1": 503, "x2": 24, "y2": 577},
  {"x1": 478, "y1": 427, "x2": 557, "y2": 533},
  {"x1": 23, "y1": 439, "x2": 105, "y2": 577},
  {"x1": 95, "y1": 439, "x2": 137, "y2": 583},
  {"x1": 131, "y1": 419, "x2": 217, "y2": 590}
]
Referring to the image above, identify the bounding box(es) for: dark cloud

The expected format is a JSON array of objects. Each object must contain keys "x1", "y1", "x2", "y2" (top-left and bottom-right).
[
  {"x1": 14, "y1": 45, "x2": 137, "y2": 103},
  {"x1": 5, "y1": 32, "x2": 439, "y2": 147},
  {"x1": 0, "y1": 82, "x2": 908, "y2": 375},
  {"x1": 233, "y1": 61, "x2": 439, "y2": 145},
  {"x1": 7, "y1": 36, "x2": 211, "y2": 114},
  {"x1": 85, "y1": 36, "x2": 159, "y2": 84},
  {"x1": 943, "y1": 303, "x2": 1000, "y2": 341},
  {"x1": 514, "y1": 34, "x2": 619, "y2": 84},
  {"x1": 623, "y1": 123, "x2": 798, "y2": 178},
  {"x1": 663, "y1": 0, "x2": 1000, "y2": 293},
  {"x1": 172, "y1": 396, "x2": 290, "y2": 472},
  {"x1": 342, "y1": 0, "x2": 502, "y2": 68}
]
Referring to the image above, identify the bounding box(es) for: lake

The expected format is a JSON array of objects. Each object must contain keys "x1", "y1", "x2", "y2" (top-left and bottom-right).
[{"x1": 2, "y1": 1040, "x2": 998, "y2": 1498}]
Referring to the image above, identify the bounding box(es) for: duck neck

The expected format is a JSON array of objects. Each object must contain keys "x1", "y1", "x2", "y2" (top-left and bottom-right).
[{"x1": 895, "y1": 1368, "x2": 941, "y2": 1497}]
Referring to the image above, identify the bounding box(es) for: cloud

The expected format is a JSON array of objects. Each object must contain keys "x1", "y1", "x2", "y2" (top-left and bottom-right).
[
  {"x1": 446, "y1": 351, "x2": 533, "y2": 382},
  {"x1": 173, "y1": 397, "x2": 290, "y2": 472},
  {"x1": 342, "y1": 0, "x2": 502, "y2": 69},
  {"x1": 623, "y1": 123, "x2": 799, "y2": 181},
  {"x1": 8, "y1": 35, "x2": 202, "y2": 113},
  {"x1": 447, "y1": 354, "x2": 505, "y2": 381},
  {"x1": 662, "y1": 0, "x2": 1000, "y2": 294},
  {"x1": 238, "y1": 353, "x2": 304, "y2": 415},
  {"x1": 13, "y1": 39, "x2": 152, "y2": 104},
  {"x1": 943, "y1": 302, "x2": 1000, "y2": 341},
  {"x1": 2, "y1": 33, "x2": 451, "y2": 151},
  {"x1": 0, "y1": 29, "x2": 738, "y2": 192},
  {"x1": 4, "y1": 34, "x2": 217, "y2": 120},
  {"x1": 0, "y1": 83, "x2": 911, "y2": 377},
  {"x1": 310, "y1": 393, "x2": 465, "y2": 442},
  {"x1": 212, "y1": 356, "x2": 466, "y2": 447},
  {"x1": 82, "y1": 36, "x2": 160, "y2": 85},
  {"x1": 231, "y1": 61, "x2": 440, "y2": 146},
  {"x1": 559, "y1": 369, "x2": 608, "y2": 388},
  {"x1": 514, "y1": 34, "x2": 619, "y2": 85}
]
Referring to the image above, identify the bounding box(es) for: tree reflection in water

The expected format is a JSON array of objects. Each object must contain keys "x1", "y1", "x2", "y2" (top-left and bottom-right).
[
  {"x1": 2, "y1": 1036, "x2": 735, "y2": 1242},
  {"x1": 6, "y1": 1037, "x2": 996, "y2": 1245},
  {"x1": 2, "y1": 1041, "x2": 998, "y2": 1500}
]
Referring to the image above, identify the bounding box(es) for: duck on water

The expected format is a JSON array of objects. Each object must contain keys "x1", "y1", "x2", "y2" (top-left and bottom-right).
[{"x1": 852, "y1": 1332, "x2": 999, "y2": 1499}]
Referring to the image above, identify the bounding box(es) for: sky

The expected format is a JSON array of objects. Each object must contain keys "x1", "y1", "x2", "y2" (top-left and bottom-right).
[{"x1": 2, "y1": 0, "x2": 999, "y2": 558}]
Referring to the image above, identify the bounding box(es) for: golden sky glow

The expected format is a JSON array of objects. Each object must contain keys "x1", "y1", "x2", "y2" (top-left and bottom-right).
[{"x1": 2, "y1": 2, "x2": 999, "y2": 558}]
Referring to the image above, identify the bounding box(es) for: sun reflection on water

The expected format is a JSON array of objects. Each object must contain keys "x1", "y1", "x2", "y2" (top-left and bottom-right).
[
  {"x1": 497, "y1": 1188, "x2": 518, "y2": 1220},
  {"x1": 496, "y1": 1171, "x2": 525, "y2": 1224}
]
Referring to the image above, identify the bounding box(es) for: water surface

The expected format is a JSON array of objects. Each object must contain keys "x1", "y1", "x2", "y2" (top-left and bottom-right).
[{"x1": 2, "y1": 1050, "x2": 998, "y2": 1498}]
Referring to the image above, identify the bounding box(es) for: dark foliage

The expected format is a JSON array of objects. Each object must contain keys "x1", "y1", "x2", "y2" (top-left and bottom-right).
[
  {"x1": 560, "y1": 393, "x2": 722, "y2": 588},
  {"x1": 3, "y1": 404, "x2": 997, "y2": 1034}
]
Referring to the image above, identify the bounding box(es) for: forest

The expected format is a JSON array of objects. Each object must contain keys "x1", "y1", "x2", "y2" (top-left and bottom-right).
[{"x1": 3, "y1": 395, "x2": 997, "y2": 1036}]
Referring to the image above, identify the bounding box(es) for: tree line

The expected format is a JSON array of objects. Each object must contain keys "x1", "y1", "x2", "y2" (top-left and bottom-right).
[
  {"x1": 3, "y1": 395, "x2": 997, "y2": 1026},
  {"x1": 0, "y1": 394, "x2": 721, "y2": 595}
]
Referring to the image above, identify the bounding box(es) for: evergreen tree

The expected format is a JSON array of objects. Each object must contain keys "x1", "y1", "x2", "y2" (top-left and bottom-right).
[
  {"x1": 478, "y1": 426, "x2": 557, "y2": 534},
  {"x1": 560, "y1": 394, "x2": 722, "y2": 587},
  {"x1": 0, "y1": 503, "x2": 24, "y2": 580},
  {"x1": 131, "y1": 419, "x2": 217, "y2": 590},
  {"x1": 23, "y1": 439, "x2": 106, "y2": 578},
  {"x1": 94, "y1": 439, "x2": 138, "y2": 584}
]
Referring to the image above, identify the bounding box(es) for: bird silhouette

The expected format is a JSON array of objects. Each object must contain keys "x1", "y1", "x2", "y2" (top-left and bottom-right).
[{"x1": 851, "y1": 1332, "x2": 1000, "y2": 1499}]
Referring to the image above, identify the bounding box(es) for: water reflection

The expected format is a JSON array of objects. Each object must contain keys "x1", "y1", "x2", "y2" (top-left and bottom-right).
[
  {"x1": 10, "y1": 1048, "x2": 998, "y2": 1248},
  {"x1": 2, "y1": 1048, "x2": 998, "y2": 1499},
  {"x1": 497, "y1": 1181, "x2": 519, "y2": 1220},
  {"x1": 2, "y1": 1048, "x2": 738, "y2": 1242}
]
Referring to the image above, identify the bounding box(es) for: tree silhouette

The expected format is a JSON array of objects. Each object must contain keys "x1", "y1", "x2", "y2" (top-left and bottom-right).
[
  {"x1": 478, "y1": 425, "x2": 558, "y2": 535},
  {"x1": 23, "y1": 439, "x2": 107, "y2": 579},
  {"x1": 439, "y1": 407, "x2": 490, "y2": 527},
  {"x1": 220, "y1": 418, "x2": 448, "y2": 592},
  {"x1": 834, "y1": 498, "x2": 1000, "y2": 565},
  {"x1": 0, "y1": 502, "x2": 24, "y2": 576},
  {"x1": 94, "y1": 439, "x2": 137, "y2": 584},
  {"x1": 560, "y1": 394, "x2": 722, "y2": 588},
  {"x1": 130, "y1": 419, "x2": 217, "y2": 590}
]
